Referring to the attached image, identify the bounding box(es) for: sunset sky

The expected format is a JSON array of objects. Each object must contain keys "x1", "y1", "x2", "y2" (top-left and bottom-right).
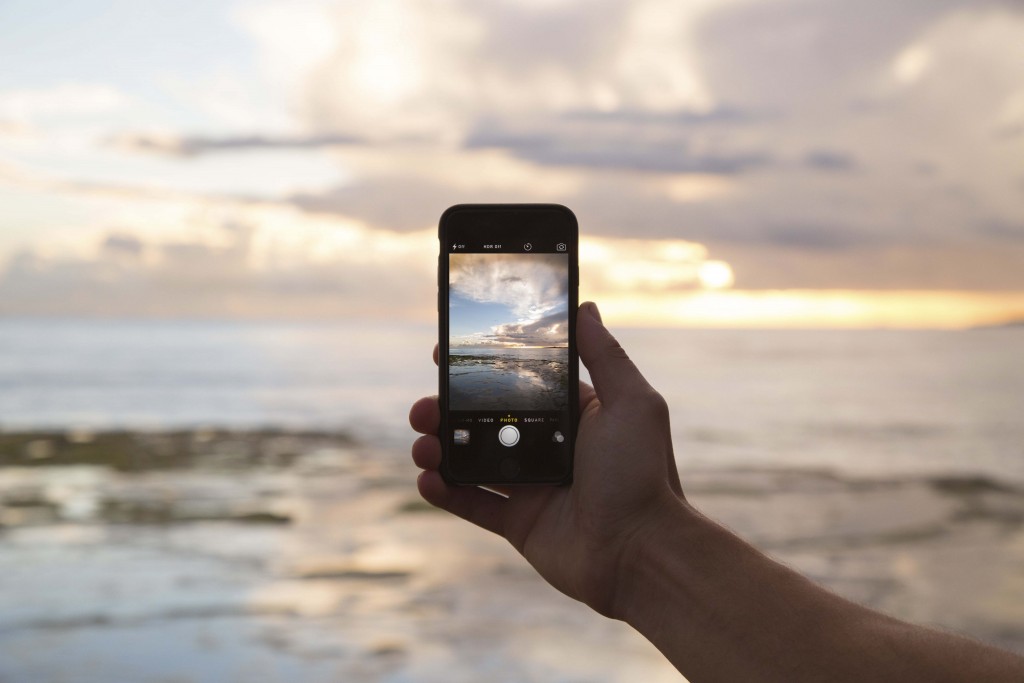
[
  {"x1": 1, "y1": 0, "x2": 1023, "y2": 327},
  {"x1": 449, "y1": 252, "x2": 569, "y2": 347}
]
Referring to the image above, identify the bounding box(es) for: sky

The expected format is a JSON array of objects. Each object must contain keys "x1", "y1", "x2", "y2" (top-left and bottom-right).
[
  {"x1": 449, "y1": 253, "x2": 569, "y2": 347},
  {"x1": 1, "y1": 0, "x2": 1023, "y2": 327}
]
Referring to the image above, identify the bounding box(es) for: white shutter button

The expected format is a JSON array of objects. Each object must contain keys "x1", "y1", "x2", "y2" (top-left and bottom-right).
[{"x1": 498, "y1": 425, "x2": 520, "y2": 447}]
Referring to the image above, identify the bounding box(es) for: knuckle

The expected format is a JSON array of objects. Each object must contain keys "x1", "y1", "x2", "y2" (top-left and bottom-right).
[
  {"x1": 644, "y1": 390, "x2": 670, "y2": 418},
  {"x1": 604, "y1": 336, "x2": 630, "y2": 361}
]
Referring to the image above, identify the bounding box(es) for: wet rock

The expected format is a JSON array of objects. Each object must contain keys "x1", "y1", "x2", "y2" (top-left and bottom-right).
[
  {"x1": 368, "y1": 640, "x2": 407, "y2": 658},
  {"x1": 98, "y1": 496, "x2": 292, "y2": 525},
  {"x1": 395, "y1": 498, "x2": 440, "y2": 514},
  {"x1": 234, "y1": 511, "x2": 291, "y2": 525},
  {"x1": 24, "y1": 439, "x2": 56, "y2": 461},
  {"x1": 928, "y1": 475, "x2": 1019, "y2": 496},
  {"x1": 0, "y1": 429, "x2": 356, "y2": 471},
  {"x1": 2, "y1": 486, "x2": 54, "y2": 508},
  {"x1": 292, "y1": 559, "x2": 412, "y2": 581}
]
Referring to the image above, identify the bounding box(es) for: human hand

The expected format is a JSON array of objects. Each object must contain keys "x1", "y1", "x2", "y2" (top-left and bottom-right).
[{"x1": 409, "y1": 301, "x2": 685, "y2": 618}]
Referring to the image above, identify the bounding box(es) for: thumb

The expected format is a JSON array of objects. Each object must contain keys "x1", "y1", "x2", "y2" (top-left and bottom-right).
[{"x1": 577, "y1": 301, "x2": 650, "y2": 404}]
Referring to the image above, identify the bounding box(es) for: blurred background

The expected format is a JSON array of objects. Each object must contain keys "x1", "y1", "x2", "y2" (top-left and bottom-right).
[{"x1": 1, "y1": 1, "x2": 1023, "y2": 681}]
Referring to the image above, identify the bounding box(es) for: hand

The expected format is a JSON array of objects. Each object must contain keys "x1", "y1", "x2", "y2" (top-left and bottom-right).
[{"x1": 409, "y1": 301, "x2": 686, "y2": 618}]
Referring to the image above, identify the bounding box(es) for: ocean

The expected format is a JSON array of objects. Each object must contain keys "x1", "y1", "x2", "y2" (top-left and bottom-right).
[{"x1": 1, "y1": 318, "x2": 1022, "y2": 480}]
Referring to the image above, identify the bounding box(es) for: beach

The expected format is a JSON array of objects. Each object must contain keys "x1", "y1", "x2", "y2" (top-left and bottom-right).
[
  {"x1": 2, "y1": 430, "x2": 1024, "y2": 682},
  {"x1": 2, "y1": 320, "x2": 1024, "y2": 681},
  {"x1": 448, "y1": 348, "x2": 570, "y2": 411}
]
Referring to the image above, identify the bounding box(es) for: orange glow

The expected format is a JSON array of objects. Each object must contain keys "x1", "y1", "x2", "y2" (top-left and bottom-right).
[
  {"x1": 588, "y1": 290, "x2": 1024, "y2": 329},
  {"x1": 697, "y1": 261, "x2": 735, "y2": 290}
]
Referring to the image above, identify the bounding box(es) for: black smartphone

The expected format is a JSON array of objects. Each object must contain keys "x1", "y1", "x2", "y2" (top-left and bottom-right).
[{"x1": 438, "y1": 204, "x2": 579, "y2": 486}]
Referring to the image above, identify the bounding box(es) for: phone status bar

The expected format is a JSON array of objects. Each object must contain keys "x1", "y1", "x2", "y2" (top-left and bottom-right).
[{"x1": 448, "y1": 241, "x2": 570, "y2": 254}]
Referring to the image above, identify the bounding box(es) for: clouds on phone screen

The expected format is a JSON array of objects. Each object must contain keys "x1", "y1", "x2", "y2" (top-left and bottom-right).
[{"x1": 449, "y1": 253, "x2": 568, "y2": 348}]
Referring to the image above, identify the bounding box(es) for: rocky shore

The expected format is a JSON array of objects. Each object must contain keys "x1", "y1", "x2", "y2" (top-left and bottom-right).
[
  {"x1": 1, "y1": 430, "x2": 1022, "y2": 682},
  {"x1": 448, "y1": 354, "x2": 569, "y2": 410}
]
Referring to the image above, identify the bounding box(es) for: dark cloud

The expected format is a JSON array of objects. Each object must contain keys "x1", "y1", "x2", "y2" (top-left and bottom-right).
[
  {"x1": 289, "y1": 176, "x2": 464, "y2": 231},
  {"x1": 102, "y1": 233, "x2": 144, "y2": 256},
  {"x1": 980, "y1": 221, "x2": 1024, "y2": 242},
  {"x1": 487, "y1": 311, "x2": 569, "y2": 346},
  {"x1": 464, "y1": 119, "x2": 773, "y2": 174},
  {"x1": 111, "y1": 132, "x2": 365, "y2": 157},
  {"x1": 756, "y1": 222, "x2": 876, "y2": 250},
  {"x1": 281, "y1": 160, "x2": 1016, "y2": 259},
  {"x1": 803, "y1": 150, "x2": 859, "y2": 172},
  {"x1": 467, "y1": 132, "x2": 771, "y2": 174},
  {"x1": 560, "y1": 106, "x2": 769, "y2": 126}
]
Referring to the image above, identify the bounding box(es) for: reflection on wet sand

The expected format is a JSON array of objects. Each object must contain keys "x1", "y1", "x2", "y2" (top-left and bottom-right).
[
  {"x1": 449, "y1": 350, "x2": 568, "y2": 411},
  {"x1": 1, "y1": 431, "x2": 1024, "y2": 681}
]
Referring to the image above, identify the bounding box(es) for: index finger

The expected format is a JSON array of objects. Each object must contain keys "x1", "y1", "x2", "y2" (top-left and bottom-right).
[{"x1": 409, "y1": 395, "x2": 439, "y2": 435}]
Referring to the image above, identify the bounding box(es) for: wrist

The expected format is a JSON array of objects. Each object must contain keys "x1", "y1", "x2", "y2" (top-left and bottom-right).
[{"x1": 609, "y1": 492, "x2": 704, "y2": 623}]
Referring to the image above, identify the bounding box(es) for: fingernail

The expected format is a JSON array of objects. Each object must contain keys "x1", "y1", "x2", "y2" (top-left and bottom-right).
[{"x1": 583, "y1": 301, "x2": 602, "y2": 323}]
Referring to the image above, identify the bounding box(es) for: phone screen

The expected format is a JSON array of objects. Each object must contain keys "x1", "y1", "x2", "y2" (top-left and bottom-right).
[{"x1": 439, "y1": 205, "x2": 578, "y2": 485}]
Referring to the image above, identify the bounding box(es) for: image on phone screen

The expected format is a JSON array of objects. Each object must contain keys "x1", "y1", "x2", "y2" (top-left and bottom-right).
[
  {"x1": 439, "y1": 205, "x2": 578, "y2": 485},
  {"x1": 449, "y1": 251, "x2": 570, "y2": 411}
]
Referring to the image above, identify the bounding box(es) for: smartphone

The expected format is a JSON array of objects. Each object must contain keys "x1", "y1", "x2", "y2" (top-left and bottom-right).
[{"x1": 438, "y1": 204, "x2": 579, "y2": 486}]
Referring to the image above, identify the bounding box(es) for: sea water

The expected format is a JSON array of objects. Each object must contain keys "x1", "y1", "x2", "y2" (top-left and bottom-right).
[{"x1": 1, "y1": 318, "x2": 1021, "y2": 480}]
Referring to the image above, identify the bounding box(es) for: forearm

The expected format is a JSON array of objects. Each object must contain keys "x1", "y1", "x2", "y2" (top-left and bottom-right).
[{"x1": 617, "y1": 498, "x2": 1024, "y2": 683}]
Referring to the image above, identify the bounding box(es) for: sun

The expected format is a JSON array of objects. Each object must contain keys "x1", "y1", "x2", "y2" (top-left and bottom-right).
[{"x1": 698, "y1": 260, "x2": 735, "y2": 289}]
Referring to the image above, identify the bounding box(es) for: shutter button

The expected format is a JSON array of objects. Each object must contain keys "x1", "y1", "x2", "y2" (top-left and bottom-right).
[{"x1": 498, "y1": 425, "x2": 520, "y2": 447}]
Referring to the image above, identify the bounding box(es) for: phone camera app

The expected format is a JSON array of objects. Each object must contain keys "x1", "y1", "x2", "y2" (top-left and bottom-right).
[{"x1": 453, "y1": 429, "x2": 470, "y2": 445}]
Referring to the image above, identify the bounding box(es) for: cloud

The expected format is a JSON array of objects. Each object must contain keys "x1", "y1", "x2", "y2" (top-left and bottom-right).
[
  {"x1": 102, "y1": 233, "x2": 144, "y2": 256},
  {"x1": 5, "y1": 0, "x2": 1024, "y2": 318},
  {"x1": 560, "y1": 106, "x2": 765, "y2": 126},
  {"x1": 691, "y1": 0, "x2": 1006, "y2": 109},
  {"x1": 706, "y1": 241, "x2": 1024, "y2": 291},
  {"x1": 289, "y1": 174, "x2": 457, "y2": 232},
  {"x1": 0, "y1": 84, "x2": 130, "y2": 124},
  {"x1": 109, "y1": 132, "x2": 365, "y2": 157},
  {"x1": 288, "y1": 0, "x2": 719, "y2": 141},
  {"x1": 450, "y1": 252, "x2": 568, "y2": 320},
  {"x1": 464, "y1": 120, "x2": 772, "y2": 174},
  {"x1": 284, "y1": 146, "x2": 587, "y2": 231},
  {"x1": 802, "y1": 150, "x2": 859, "y2": 172},
  {"x1": 0, "y1": 213, "x2": 436, "y2": 319},
  {"x1": 260, "y1": 0, "x2": 1023, "y2": 264},
  {"x1": 0, "y1": 209, "x2": 733, "y2": 321},
  {"x1": 488, "y1": 311, "x2": 569, "y2": 347}
]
